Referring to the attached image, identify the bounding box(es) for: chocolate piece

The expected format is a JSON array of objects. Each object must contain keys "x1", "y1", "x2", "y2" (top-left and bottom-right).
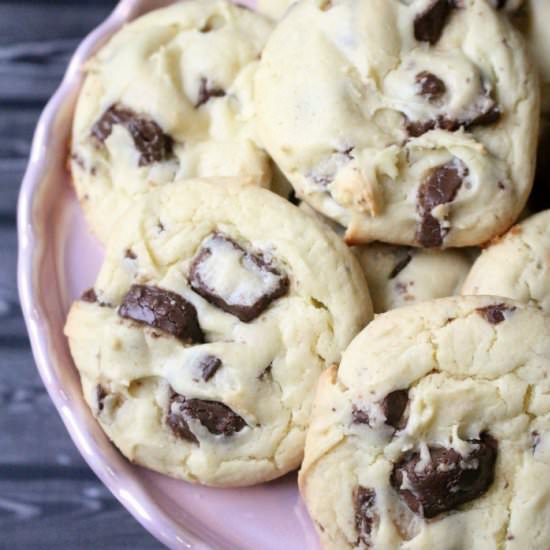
[
  {"x1": 199, "y1": 355, "x2": 222, "y2": 382},
  {"x1": 414, "y1": 0, "x2": 455, "y2": 45},
  {"x1": 354, "y1": 487, "x2": 377, "y2": 546},
  {"x1": 416, "y1": 71, "x2": 446, "y2": 101},
  {"x1": 390, "y1": 433, "x2": 498, "y2": 518},
  {"x1": 195, "y1": 77, "x2": 226, "y2": 108},
  {"x1": 189, "y1": 233, "x2": 290, "y2": 323},
  {"x1": 96, "y1": 384, "x2": 108, "y2": 413},
  {"x1": 416, "y1": 161, "x2": 465, "y2": 247},
  {"x1": 258, "y1": 364, "x2": 273, "y2": 381},
  {"x1": 467, "y1": 104, "x2": 501, "y2": 128},
  {"x1": 389, "y1": 252, "x2": 413, "y2": 280},
  {"x1": 476, "y1": 303, "x2": 516, "y2": 324},
  {"x1": 124, "y1": 249, "x2": 137, "y2": 260},
  {"x1": 532, "y1": 430, "x2": 541, "y2": 453},
  {"x1": 352, "y1": 405, "x2": 370, "y2": 425},
  {"x1": 81, "y1": 288, "x2": 98, "y2": 303},
  {"x1": 119, "y1": 285, "x2": 204, "y2": 343},
  {"x1": 91, "y1": 104, "x2": 174, "y2": 166},
  {"x1": 166, "y1": 394, "x2": 199, "y2": 444},
  {"x1": 182, "y1": 397, "x2": 247, "y2": 436},
  {"x1": 381, "y1": 390, "x2": 408, "y2": 430}
]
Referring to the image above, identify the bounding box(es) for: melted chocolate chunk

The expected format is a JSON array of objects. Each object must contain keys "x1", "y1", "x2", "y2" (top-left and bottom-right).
[
  {"x1": 381, "y1": 390, "x2": 409, "y2": 430},
  {"x1": 195, "y1": 77, "x2": 226, "y2": 108},
  {"x1": 416, "y1": 71, "x2": 446, "y2": 101},
  {"x1": 189, "y1": 233, "x2": 290, "y2": 323},
  {"x1": 182, "y1": 397, "x2": 247, "y2": 436},
  {"x1": 414, "y1": 0, "x2": 455, "y2": 45},
  {"x1": 467, "y1": 104, "x2": 501, "y2": 128},
  {"x1": 390, "y1": 433, "x2": 498, "y2": 518},
  {"x1": 91, "y1": 104, "x2": 174, "y2": 166},
  {"x1": 166, "y1": 394, "x2": 198, "y2": 444},
  {"x1": 81, "y1": 288, "x2": 98, "y2": 303},
  {"x1": 389, "y1": 252, "x2": 413, "y2": 280},
  {"x1": 119, "y1": 285, "x2": 204, "y2": 343},
  {"x1": 352, "y1": 405, "x2": 371, "y2": 425},
  {"x1": 199, "y1": 355, "x2": 222, "y2": 382},
  {"x1": 476, "y1": 303, "x2": 516, "y2": 324},
  {"x1": 416, "y1": 161, "x2": 465, "y2": 247},
  {"x1": 354, "y1": 487, "x2": 377, "y2": 546}
]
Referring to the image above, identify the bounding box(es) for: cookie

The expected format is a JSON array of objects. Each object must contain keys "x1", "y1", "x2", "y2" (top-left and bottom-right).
[
  {"x1": 255, "y1": 0, "x2": 539, "y2": 247},
  {"x1": 354, "y1": 244, "x2": 472, "y2": 313},
  {"x1": 513, "y1": 0, "x2": 550, "y2": 114},
  {"x1": 255, "y1": 0, "x2": 296, "y2": 19},
  {"x1": 299, "y1": 296, "x2": 550, "y2": 549},
  {"x1": 70, "y1": 0, "x2": 273, "y2": 242},
  {"x1": 462, "y1": 210, "x2": 550, "y2": 314},
  {"x1": 64, "y1": 179, "x2": 372, "y2": 487}
]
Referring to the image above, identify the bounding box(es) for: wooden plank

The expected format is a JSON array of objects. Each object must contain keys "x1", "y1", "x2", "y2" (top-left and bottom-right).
[{"x1": 0, "y1": 474, "x2": 161, "y2": 549}]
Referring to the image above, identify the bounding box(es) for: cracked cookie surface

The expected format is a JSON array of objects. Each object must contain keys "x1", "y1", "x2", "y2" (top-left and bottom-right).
[
  {"x1": 70, "y1": 0, "x2": 273, "y2": 242},
  {"x1": 255, "y1": 0, "x2": 539, "y2": 247},
  {"x1": 299, "y1": 296, "x2": 550, "y2": 549},
  {"x1": 64, "y1": 178, "x2": 372, "y2": 487},
  {"x1": 462, "y1": 210, "x2": 550, "y2": 314}
]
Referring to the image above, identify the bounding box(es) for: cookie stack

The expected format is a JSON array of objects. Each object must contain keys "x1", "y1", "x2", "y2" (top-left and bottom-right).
[{"x1": 64, "y1": 1, "x2": 550, "y2": 548}]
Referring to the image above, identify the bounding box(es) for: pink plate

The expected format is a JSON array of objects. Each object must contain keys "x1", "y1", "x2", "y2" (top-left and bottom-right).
[{"x1": 17, "y1": 1, "x2": 320, "y2": 548}]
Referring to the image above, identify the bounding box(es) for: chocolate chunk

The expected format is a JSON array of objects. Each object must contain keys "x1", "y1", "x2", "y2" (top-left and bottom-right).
[
  {"x1": 119, "y1": 285, "x2": 204, "y2": 343},
  {"x1": 81, "y1": 288, "x2": 98, "y2": 303},
  {"x1": 389, "y1": 252, "x2": 413, "y2": 279},
  {"x1": 414, "y1": 0, "x2": 455, "y2": 45},
  {"x1": 352, "y1": 405, "x2": 371, "y2": 425},
  {"x1": 166, "y1": 394, "x2": 199, "y2": 444},
  {"x1": 124, "y1": 249, "x2": 137, "y2": 260},
  {"x1": 390, "y1": 433, "x2": 498, "y2": 518},
  {"x1": 354, "y1": 487, "x2": 377, "y2": 546},
  {"x1": 476, "y1": 303, "x2": 516, "y2": 324},
  {"x1": 91, "y1": 104, "x2": 174, "y2": 166},
  {"x1": 381, "y1": 390, "x2": 408, "y2": 430},
  {"x1": 416, "y1": 161, "x2": 465, "y2": 247},
  {"x1": 189, "y1": 233, "x2": 290, "y2": 323},
  {"x1": 181, "y1": 397, "x2": 247, "y2": 436},
  {"x1": 96, "y1": 384, "x2": 108, "y2": 413},
  {"x1": 199, "y1": 355, "x2": 222, "y2": 382},
  {"x1": 195, "y1": 77, "x2": 226, "y2": 108},
  {"x1": 416, "y1": 71, "x2": 446, "y2": 101},
  {"x1": 258, "y1": 364, "x2": 273, "y2": 381}
]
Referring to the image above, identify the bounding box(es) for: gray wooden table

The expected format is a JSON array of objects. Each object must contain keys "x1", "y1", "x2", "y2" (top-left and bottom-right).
[{"x1": 1, "y1": 2, "x2": 161, "y2": 548}]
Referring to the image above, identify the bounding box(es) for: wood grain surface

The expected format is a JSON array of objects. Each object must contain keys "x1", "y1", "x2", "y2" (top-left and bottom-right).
[{"x1": 1, "y1": 2, "x2": 161, "y2": 548}]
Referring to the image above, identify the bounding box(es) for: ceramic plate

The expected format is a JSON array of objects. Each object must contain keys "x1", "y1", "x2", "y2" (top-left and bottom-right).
[{"x1": 17, "y1": 1, "x2": 320, "y2": 548}]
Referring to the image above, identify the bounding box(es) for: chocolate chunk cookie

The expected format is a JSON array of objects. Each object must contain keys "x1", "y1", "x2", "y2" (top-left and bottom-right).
[
  {"x1": 70, "y1": 0, "x2": 273, "y2": 242},
  {"x1": 256, "y1": 0, "x2": 539, "y2": 247},
  {"x1": 65, "y1": 179, "x2": 372, "y2": 487},
  {"x1": 462, "y1": 210, "x2": 550, "y2": 315},
  {"x1": 299, "y1": 296, "x2": 550, "y2": 549},
  {"x1": 353, "y1": 243, "x2": 473, "y2": 313}
]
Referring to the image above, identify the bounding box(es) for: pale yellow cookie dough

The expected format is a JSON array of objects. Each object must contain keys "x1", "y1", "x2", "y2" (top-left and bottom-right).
[
  {"x1": 300, "y1": 296, "x2": 550, "y2": 549},
  {"x1": 71, "y1": 0, "x2": 273, "y2": 242},
  {"x1": 255, "y1": 0, "x2": 539, "y2": 248},
  {"x1": 65, "y1": 179, "x2": 372, "y2": 487},
  {"x1": 255, "y1": 0, "x2": 296, "y2": 19}
]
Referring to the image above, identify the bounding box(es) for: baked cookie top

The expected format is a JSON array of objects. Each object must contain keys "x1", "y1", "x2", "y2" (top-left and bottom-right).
[
  {"x1": 64, "y1": 179, "x2": 372, "y2": 487},
  {"x1": 354, "y1": 243, "x2": 472, "y2": 313},
  {"x1": 300, "y1": 295, "x2": 550, "y2": 549},
  {"x1": 255, "y1": 0, "x2": 296, "y2": 19},
  {"x1": 71, "y1": 0, "x2": 273, "y2": 242},
  {"x1": 462, "y1": 210, "x2": 550, "y2": 313},
  {"x1": 255, "y1": 0, "x2": 539, "y2": 248}
]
